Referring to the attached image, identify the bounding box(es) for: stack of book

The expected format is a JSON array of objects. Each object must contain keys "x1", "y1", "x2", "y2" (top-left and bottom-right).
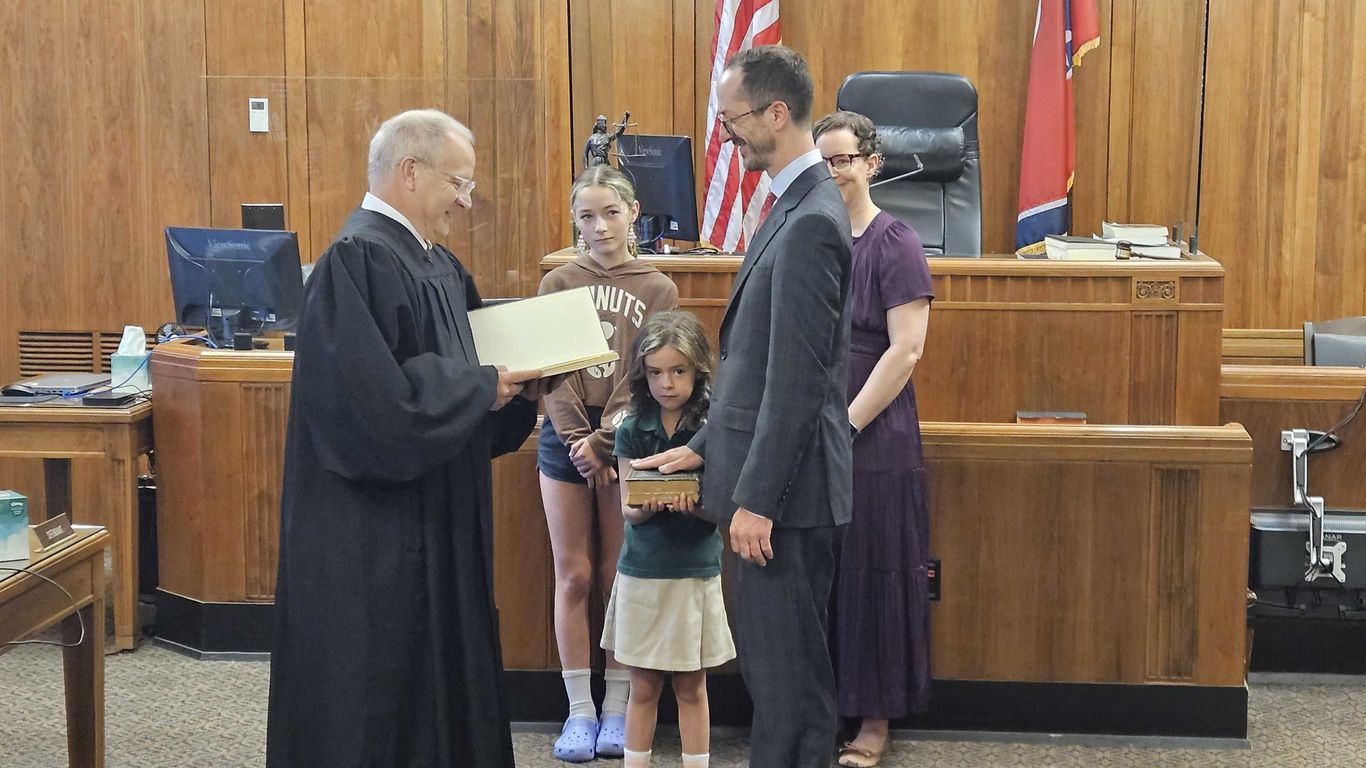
[
  {"x1": 1042, "y1": 235, "x2": 1118, "y2": 261},
  {"x1": 1100, "y1": 222, "x2": 1182, "y2": 260},
  {"x1": 1031, "y1": 223, "x2": 1185, "y2": 261}
]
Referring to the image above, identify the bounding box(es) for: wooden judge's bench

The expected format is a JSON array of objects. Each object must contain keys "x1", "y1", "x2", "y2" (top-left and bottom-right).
[
  {"x1": 148, "y1": 251, "x2": 1252, "y2": 738},
  {"x1": 542, "y1": 249, "x2": 1226, "y2": 425}
]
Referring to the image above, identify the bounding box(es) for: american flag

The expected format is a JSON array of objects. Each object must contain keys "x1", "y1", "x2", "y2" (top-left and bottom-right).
[{"x1": 700, "y1": 0, "x2": 781, "y2": 252}]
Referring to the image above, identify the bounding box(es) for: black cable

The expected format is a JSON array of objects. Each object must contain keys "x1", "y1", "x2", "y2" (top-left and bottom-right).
[
  {"x1": 1305, "y1": 379, "x2": 1366, "y2": 453},
  {"x1": 1188, "y1": 0, "x2": 1212, "y2": 255},
  {"x1": 68, "y1": 351, "x2": 153, "y2": 400},
  {"x1": 0, "y1": 565, "x2": 87, "y2": 648},
  {"x1": 1255, "y1": 583, "x2": 1366, "y2": 614}
]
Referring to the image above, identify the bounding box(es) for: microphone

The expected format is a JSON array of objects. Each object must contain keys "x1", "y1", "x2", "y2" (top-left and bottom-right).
[{"x1": 870, "y1": 153, "x2": 925, "y2": 188}]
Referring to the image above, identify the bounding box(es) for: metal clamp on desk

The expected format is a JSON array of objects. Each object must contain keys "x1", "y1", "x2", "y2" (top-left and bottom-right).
[{"x1": 1281, "y1": 428, "x2": 1346, "y2": 583}]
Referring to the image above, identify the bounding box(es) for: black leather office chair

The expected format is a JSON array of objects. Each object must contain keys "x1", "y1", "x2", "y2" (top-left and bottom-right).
[
  {"x1": 836, "y1": 72, "x2": 982, "y2": 255},
  {"x1": 1304, "y1": 316, "x2": 1366, "y2": 366}
]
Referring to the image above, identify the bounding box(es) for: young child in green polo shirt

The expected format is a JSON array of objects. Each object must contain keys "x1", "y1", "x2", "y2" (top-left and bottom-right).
[{"x1": 601, "y1": 310, "x2": 735, "y2": 768}]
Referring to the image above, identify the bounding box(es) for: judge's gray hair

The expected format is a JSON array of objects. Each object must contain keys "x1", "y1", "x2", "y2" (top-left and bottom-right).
[{"x1": 367, "y1": 109, "x2": 475, "y2": 188}]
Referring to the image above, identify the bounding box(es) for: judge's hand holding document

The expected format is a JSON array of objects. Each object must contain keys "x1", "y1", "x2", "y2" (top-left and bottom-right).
[{"x1": 488, "y1": 367, "x2": 568, "y2": 410}]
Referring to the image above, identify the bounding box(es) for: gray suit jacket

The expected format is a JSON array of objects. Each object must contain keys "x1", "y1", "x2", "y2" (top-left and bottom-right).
[{"x1": 689, "y1": 162, "x2": 854, "y2": 529}]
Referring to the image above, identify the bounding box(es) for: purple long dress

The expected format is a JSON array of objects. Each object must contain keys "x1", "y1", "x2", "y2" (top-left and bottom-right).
[{"x1": 835, "y1": 210, "x2": 934, "y2": 719}]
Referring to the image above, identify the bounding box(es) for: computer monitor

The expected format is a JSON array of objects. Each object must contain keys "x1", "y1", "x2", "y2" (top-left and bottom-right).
[
  {"x1": 165, "y1": 227, "x2": 304, "y2": 347},
  {"x1": 615, "y1": 134, "x2": 699, "y2": 247}
]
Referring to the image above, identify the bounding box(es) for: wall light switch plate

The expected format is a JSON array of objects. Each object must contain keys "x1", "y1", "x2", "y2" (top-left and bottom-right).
[{"x1": 248, "y1": 98, "x2": 269, "y2": 133}]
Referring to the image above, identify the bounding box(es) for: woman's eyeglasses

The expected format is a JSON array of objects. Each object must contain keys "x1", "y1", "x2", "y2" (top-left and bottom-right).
[{"x1": 823, "y1": 153, "x2": 867, "y2": 172}]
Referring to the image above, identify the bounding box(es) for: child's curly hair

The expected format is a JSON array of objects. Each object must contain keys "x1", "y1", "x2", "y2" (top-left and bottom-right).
[{"x1": 626, "y1": 310, "x2": 712, "y2": 433}]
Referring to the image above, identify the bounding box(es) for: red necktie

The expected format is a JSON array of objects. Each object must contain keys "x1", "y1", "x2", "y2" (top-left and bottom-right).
[{"x1": 757, "y1": 191, "x2": 776, "y2": 229}]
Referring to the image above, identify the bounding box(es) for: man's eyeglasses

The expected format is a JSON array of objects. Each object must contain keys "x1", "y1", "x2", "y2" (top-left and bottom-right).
[
  {"x1": 823, "y1": 153, "x2": 867, "y2": 172},
  {"x1": 444, "y1": 172, "x2": 476, "y2": 197},
  {"x1": 416, "y1": 159, "x2": 476, "y2": 197},
  {"x1": 717, "y1": 101, "x2": 775, "y2": 133}
]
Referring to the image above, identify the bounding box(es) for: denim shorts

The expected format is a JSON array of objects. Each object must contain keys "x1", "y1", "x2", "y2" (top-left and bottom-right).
[{"x1": 537, "y1": 407, "x2": 604, "y2": 485}]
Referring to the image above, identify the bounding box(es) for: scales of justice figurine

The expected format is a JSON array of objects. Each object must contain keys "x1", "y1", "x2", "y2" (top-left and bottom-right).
[{"x1": 583, "y1": 111, "x2": 631, "y2": 170}]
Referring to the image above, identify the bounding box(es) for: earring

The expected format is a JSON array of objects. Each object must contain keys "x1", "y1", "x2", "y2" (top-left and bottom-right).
[
  {"x1": 627, "y1": 226, "x2": 638, "y2": 253},
  {"x1": 576, "y1": 233, "x2": 587, "y2": 253}
]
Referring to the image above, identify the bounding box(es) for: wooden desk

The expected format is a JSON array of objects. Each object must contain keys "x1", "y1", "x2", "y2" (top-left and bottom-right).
[
  {"x1": 1221, "y1": 364, "x2": 1366, "y2": 510},
  {"x1": 0, "y1": 402, "x2": 152, "y2": 650},
  {"x1": 147, "y1": 340, "x2": 553, "y2": 663},
  {"x1": 923, "y1": 422, "x2": 1251, "y2": 688},
  {"x1": 541, "y1": 250, "x2": 1225, "y2": 425},
  {"x1": 506, "y1": 419, "x2": 1254, "y2": 736},
  {"x1": 1, "y1": 526, "x2": 110, "y2": 767},
  {"x1": 146, "y1": 330, "x2": 1255, "y2": 734}
]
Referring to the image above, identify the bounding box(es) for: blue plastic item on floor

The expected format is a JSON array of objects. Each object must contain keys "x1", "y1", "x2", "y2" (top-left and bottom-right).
[
  {"x1": 553, "y1": 716, "x2": 598, "y2": 762},
  {"x1": 595, "y1": 713, "x2": 626, "y2": 758}
]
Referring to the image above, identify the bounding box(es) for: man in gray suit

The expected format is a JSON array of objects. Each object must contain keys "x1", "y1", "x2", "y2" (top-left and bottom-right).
[{"x1": 633, "y1": 45, "x2": 853, "y2": 768}]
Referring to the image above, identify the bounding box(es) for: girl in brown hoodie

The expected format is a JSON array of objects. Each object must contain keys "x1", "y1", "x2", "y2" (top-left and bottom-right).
[{"x1": 539, "y1": 165, "x2": 679, "y2": 761}]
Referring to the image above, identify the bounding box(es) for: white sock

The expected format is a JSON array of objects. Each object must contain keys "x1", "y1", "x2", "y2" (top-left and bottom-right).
[
  {"x1": 562, "y1": 669, "x2": 596, "y2": 721},
  {"x1": 602, "y1": 668, "x2": 631, "y2": 718},
  {"x1": 623, "y1": 747, "x2": 652, "y2": 767},
  {"x1": 681, "y1": 752, "x2": 709, "y2": 767}
]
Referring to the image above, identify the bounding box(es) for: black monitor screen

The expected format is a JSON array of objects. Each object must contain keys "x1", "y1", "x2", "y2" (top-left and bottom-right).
[
  {"x1": 165, "y1": 226, "x2": 304, "y2": 346},
  {"x1": 616, "y1": 134, "x2": 699, "y2": 245}
]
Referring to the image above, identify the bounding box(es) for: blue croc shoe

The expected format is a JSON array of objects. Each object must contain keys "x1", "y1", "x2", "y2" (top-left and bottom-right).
[
  {"x1": 553, "y1": 716, "x2": 598, "y2": 763},
  {"x1": 595, "y1": 713, "x2": 626, "y2": 758}
]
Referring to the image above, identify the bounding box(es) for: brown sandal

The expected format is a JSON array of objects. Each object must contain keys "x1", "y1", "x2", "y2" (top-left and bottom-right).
[{"x1": 837, "y1": 740, "x2": 884, "y2": 768}]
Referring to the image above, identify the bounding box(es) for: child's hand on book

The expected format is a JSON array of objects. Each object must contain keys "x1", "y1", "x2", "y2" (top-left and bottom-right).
[{"x1": 637, "y1": 498, "x2": 673, "y2": 515}]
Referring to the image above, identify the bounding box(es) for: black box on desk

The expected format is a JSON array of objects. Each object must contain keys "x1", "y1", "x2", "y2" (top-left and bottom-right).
[{"x1": 1250, "y1": 507, "x2": 1366, "y2": 589}]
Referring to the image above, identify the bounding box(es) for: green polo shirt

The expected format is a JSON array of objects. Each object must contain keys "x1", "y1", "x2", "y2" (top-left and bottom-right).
[{"x1": 613, "y1": 408, "x2": 722, "y2": 579}]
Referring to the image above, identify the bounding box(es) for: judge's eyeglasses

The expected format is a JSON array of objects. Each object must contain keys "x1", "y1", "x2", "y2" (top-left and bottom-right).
[
  {"x1": 442, "y1": 172, "x2": 476, "y2": 197},
  {"x1": 416, "y1": 159, "x2": 476, "y2": 197}
]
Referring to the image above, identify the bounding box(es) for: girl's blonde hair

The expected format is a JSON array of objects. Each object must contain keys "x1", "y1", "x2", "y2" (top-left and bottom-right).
[
  {"x1": 627, "y1": 310, "x2": 712, "y2": 433},
  {"x1": 570, "y1": 165, "x2": 640, "y2": 257}
]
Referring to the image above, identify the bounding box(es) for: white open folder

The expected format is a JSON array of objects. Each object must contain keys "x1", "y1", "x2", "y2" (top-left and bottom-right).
[{"x1": 468, "y1": 286, "x2": 618, "y2": 376}]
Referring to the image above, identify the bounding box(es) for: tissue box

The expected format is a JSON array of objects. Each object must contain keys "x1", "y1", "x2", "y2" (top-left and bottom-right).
[
  {"x1": 112, "y1": 351, "x2": 152, "y2": 392},
  {"x1": 0, "y1": 490, "x2": 29, "y2": 561}
]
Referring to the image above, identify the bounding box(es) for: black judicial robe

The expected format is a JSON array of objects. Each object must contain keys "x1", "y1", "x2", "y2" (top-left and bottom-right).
[{"x1": 266, "y1": 208, "x2": 535, "y2": 768}]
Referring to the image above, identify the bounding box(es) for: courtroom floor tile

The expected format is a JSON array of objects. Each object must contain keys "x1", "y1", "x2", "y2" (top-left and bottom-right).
[{"x1": 1, "y1": 643, "x2": 1364, "y2": 766}]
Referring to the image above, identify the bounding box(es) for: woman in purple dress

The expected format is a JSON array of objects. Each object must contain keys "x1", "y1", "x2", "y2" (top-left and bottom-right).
[{"x1": 813, "y1": 111, "x2": 934, "y2": 768}]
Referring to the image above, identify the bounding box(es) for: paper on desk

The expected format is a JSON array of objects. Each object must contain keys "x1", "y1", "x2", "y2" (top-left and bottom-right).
[{"x1": 117, "y1": 325, "x2": 146, "y2": 355}]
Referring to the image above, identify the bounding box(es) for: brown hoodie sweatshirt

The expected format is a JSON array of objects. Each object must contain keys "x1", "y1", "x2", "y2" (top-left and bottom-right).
[{"x1": 539, "y1": 253, "x2": 679, "y2": 460}]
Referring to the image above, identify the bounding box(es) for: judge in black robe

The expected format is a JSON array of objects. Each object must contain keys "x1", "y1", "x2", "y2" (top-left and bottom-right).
[{"x1": 267, "y1": 111, "x2": 543, "y2": 768}]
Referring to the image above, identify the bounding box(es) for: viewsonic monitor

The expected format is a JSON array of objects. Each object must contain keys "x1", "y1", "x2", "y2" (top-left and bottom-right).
[
  {"x1": 615, "y1": 134, "x2": 699, "y2": 246},
  {"x1": 165, "y1": 226, "x2": 304, "y2": 347}
]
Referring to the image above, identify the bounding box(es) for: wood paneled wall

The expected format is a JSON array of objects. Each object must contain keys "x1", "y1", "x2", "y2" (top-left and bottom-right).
[
  {"x1": 2, "y1": 0, "x2": 1364, "y2": 376},
  {"x1": 0, "y1": 0, "x2": 569, "y2": 388},
  {"x1": 565, "y1": 0, "x2": 1205, "y2": 265},
  {"x1": 1200, "y1": 0, "x2": 1366, "y2": 328},
  {"x1": 0, "y1": 0, "x2": 570, "y2": 510}
]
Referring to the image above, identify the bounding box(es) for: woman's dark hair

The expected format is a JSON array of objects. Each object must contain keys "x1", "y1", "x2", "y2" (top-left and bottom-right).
[{"x1": 811, "y1": 110, "x2": 881, "y2": 158}]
